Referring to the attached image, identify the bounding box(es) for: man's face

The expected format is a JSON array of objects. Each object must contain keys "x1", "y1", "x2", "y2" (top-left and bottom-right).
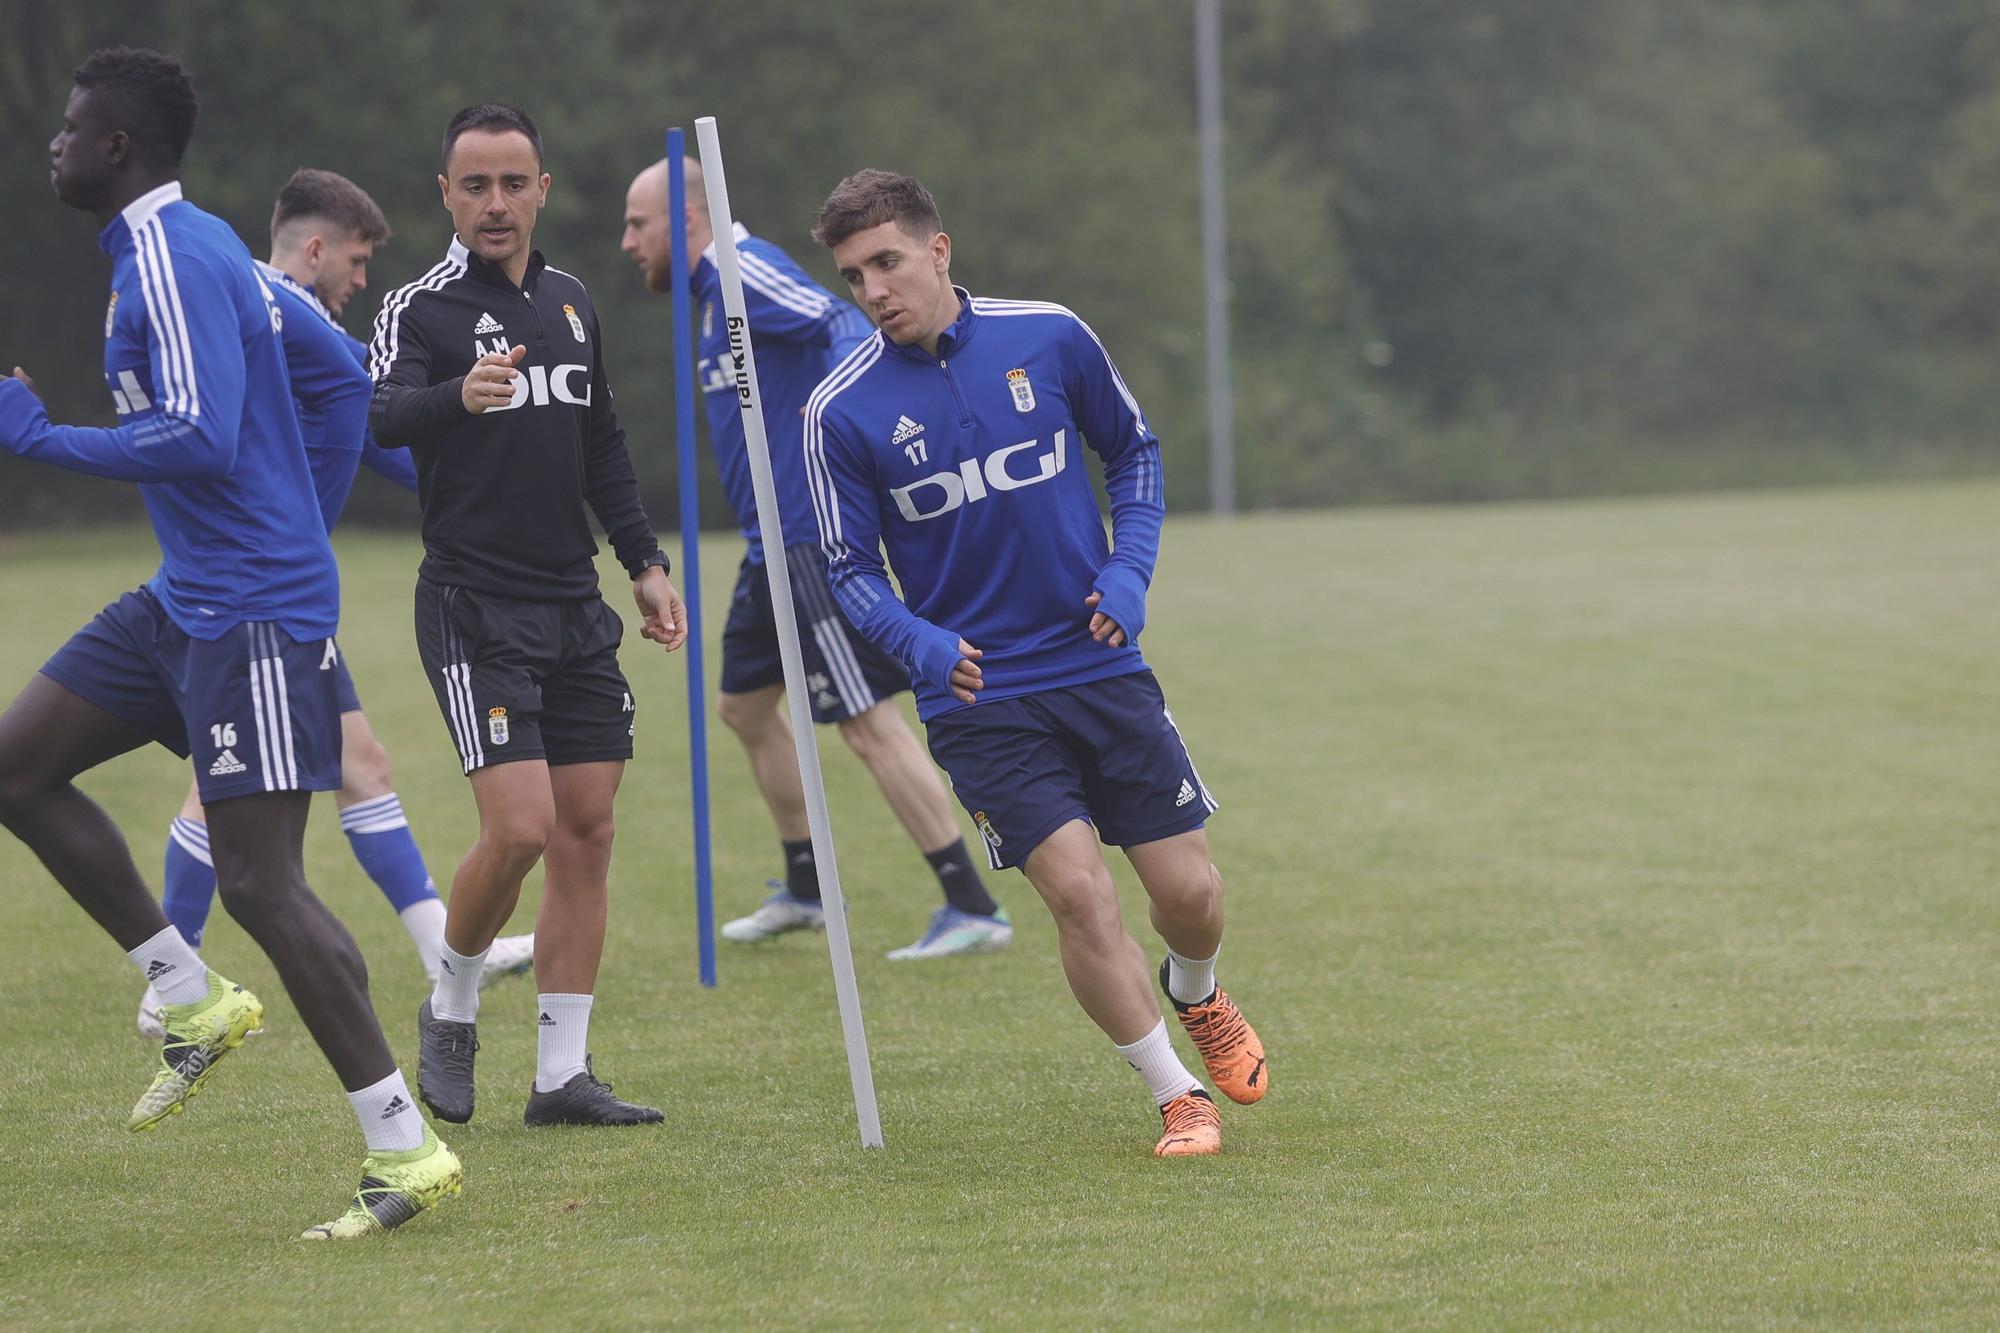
[
  {"x1": 313, "y1": 233, "x2": 376, "y2": 317},
  {"x1": 49, "y1": 87, "x2": 120, "y2": 213},
  {"x1": 830, "y1": 220, "x2": 953, "y2": 347},
  {"x1": 620, "y1": 176, "x2": 674, "y2": 294},
  {"x1": 438, "y1": 129, "x2": 548, "y2": 270}
]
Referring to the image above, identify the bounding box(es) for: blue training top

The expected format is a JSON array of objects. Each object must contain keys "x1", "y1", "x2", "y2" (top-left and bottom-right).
[
  {"x1": 694, "y1": 224, "x2": 871, "y2": 564},
  {"x1": 804, "y1": 289, "x2": 1166, "y2": 721},
  {"x1": 0, "y1": 182, "x2": 339, "y2": 641},
  {"x1": 257, "y1": 261, "x2": 417, "y2": 530}
]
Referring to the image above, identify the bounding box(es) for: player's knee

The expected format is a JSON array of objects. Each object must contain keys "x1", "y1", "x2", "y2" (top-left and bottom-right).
[
  {"x1": 1041, "y1": 870, "x2": 1120, "y2": 939},
  {"x1": 214, "y1": 871, "x2": 304, "y2": 937},
  {"x1": 0, "y1": 771, "x2": 40, "y2": 823},
  {"x1": 484, "y1": 826, "x2": 551, "y2": 872},
  {"x1": 481, "y1": 812, "x2": 553, "y2": 871},
  {"x1": 836, "y1": 712, "x2": 883, "y2": 763},
  {"x1": 715, "y1": 691, "x2": 770, "y2": 738},
  {"x1": 339, "y1": 734, "x2": 393, "y2": 799},
  {"x1": 1155, "y1": 862, "x2": 1223, "y2": 919},
  {"x1": 0, "y1": 755, "x2": 62, "y2": 822},
  {"x1": 556, "y1": 810, "x2": 616, "y2": 856}
]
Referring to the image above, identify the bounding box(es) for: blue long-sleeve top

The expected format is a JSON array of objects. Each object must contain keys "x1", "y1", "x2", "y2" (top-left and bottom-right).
[
  {"x1": 694, "y1": 223, "x2": 872, "y2": 563},
  {"x1": 0, "y1": 182, "x2": 337, "y2": 640},
  {"x1": 257, "y1": 262, "x2": 417, "y2": 530},
  {"x1": 803, "y1": 291, "x2": 1165, "y2": 720}
]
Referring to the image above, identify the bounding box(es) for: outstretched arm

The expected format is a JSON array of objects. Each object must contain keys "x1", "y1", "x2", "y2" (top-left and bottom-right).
[{"x1": 0, "y1": 252, "x2": 247, "y2": 482}]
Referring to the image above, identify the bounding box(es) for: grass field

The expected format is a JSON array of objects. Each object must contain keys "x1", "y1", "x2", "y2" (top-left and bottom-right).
[{"x1": 3, "y1": 478, "x2": 1998, "y2": 1328}]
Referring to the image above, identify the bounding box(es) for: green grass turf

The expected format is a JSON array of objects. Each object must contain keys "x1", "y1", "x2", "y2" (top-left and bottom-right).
[{"x1": 3, "y1": 479, "x2": 1999, "y2": 1328}]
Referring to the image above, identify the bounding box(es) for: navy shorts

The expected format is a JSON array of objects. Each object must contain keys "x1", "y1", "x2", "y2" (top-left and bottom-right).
[
  {"x1": 39, "y1": 587, "x2": 344, "y2": 802},
  {"x1": 719, "y1": 545, "x2": 910, "y2": 724},
  {"x1": 414, "y1": 579, "x2": 635, "y2": 774},
  {"x1": 331, "y1": 649, "x2": 361, "y2": 714},
  {"x1": 924, "y1": 669, "x2": 1219, "y2": 871}
]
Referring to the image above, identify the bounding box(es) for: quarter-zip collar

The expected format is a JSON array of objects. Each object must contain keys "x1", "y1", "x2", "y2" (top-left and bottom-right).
[
  {"x1": 691, "y1": 221, "x2": 752, "y2": 286},
  {"x1": 101, "y1": 179, "x2": 182, "y2": 254},
  {"x1": 449, "y1": 233, "x2": 547, "y2": 292},
  {"x1": 882, "y1": 285, "x2": 977, "y2": 362}
]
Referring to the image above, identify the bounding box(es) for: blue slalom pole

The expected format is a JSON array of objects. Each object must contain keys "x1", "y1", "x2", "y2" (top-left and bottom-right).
[{"x1": 667, "y1": 128, "x2": 717, "y2": 988}]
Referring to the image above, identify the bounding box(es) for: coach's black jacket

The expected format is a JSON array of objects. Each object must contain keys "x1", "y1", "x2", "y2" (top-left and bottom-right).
[{"x1": 369, "y1": 236, "x2": 661, "y2": 600}]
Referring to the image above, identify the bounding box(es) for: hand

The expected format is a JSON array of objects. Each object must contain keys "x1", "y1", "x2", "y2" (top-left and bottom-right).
[
  {"x1": 9, "y1": 367, "x2": 38, "y2": 398},
  {"x1": 1084, "y1": 592, "x2": 1127, "y2": 647},
  {"x1": 950, "y1": 639, "x2": 984, "y2": 705},
  {"x1": 633, "y1": 566, "x2": 688, "y2": 651},
  {"x1": 461, "y1": 344, "x2": 526, "y2": 413}
]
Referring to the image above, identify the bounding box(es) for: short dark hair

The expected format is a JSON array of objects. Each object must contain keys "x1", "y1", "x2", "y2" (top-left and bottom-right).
[
  {"x1": 812, "y1": 169, "x2": 943, "y2": 249},
  {"x1": 441, "y1": 103, "x2": 542, "y2": 172},
  {"x1": 73, "y1": 47, "x2": 199, "y2": 169},
  {"x1": 271, "y1": 168, "x2": 391, "y2": 245}
]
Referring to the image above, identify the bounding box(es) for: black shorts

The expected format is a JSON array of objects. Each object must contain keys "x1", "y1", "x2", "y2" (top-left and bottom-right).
[
  {"x1": 414, "y1": 579, "x2": 636, "y2": 774},
  {"x1": 719, "y1": 545, "x2": 910, "y2": 724},
  {"x1": 923, "y1": 669, "x2": 1218, "y2": 871}
]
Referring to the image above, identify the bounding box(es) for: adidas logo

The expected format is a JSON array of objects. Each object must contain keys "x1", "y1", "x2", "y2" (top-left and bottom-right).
[
  {"x1": 380, "y1": 1094, "x2": 410, "y2": 1120},
  {"x1": 1175, "y1": 779, "x2": 1197, "y2": 808},
  {"x1": 473, "y1": 311, "x2": 504, "y2": 336},
  {"x1": 145, "y1": 958, "x2": 173, "y2": 980},
  {"x1": 207, "y1": 748, "x2": 247, "y2": 777},
  {"x1": 539, "y1": 1011, "x2": 556, "y2": 1027},
  {"x1": 890, "y1": 414, "x2": 925, "y2": 446}
]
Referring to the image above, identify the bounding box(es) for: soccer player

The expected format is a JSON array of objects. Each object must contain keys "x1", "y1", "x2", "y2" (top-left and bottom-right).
[
  {"x1": 620, "y1": 158, "x2": 1011, "y2": 960},
  {"x1": 370, "y1": 104, "x2": 687, "y2": 1128},
  {"x1": 804, "y1": 170, "x2": 1268, "y2": 1156},
  {"x1": 0, "y1": 47, "x2": 460, "y2": 1237},
  {"x1": 137, "y1": 169, "x2": 534, "y2": 1038}
]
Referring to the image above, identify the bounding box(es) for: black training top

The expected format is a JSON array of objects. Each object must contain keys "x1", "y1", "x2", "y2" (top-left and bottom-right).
[{"x1": 368, "y1": 235, "x2": 662, "y2": 600}]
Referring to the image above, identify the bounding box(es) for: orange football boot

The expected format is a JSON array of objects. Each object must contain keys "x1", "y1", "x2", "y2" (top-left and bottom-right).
[
  {"x1": 1161, "y1": 959, "x2": 1267, "y2": 1104},
  {"x1": 1154, "y1": 1088, "x2": 1222, "y2": 1157}
]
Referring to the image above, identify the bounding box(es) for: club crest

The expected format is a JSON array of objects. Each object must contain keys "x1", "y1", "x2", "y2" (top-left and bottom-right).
[
  {"x1": 563, "y1": 303, "x2": 587, "y2": 343},
  {"x1": 488, "y1": 707, "x2": 510, "y2": 746},
  {"x1": 1006, "y1": 368, "x2": 1035, "y2": 413}
]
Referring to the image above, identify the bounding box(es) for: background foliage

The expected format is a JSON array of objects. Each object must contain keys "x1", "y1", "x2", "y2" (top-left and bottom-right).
[{"x1": 2, "y1": 0, "x2": 1995, "y2": 524}]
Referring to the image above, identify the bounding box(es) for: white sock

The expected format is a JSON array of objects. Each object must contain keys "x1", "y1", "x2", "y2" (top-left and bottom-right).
[
  {"x1": 534, "y1": 993, "x2": 593, "y2": 1092},
  {"x1": 1115, "y1": 1019, "x2": 1201, "y2": 1107},
  {"x1": 347, "y1": 1070, "x2": 425, "y2": 1153},
  {"x1": 402, "y1": 899, "x2": 448, "y2": 980},
  {"x1": 129, "y1": 924, "x2": 210, "y2": 1006},
  {"x1": 431, "y1": 942, "x2": 488, "y2": 1023},
  {"x1": 1165, "y1": 945, "x2": 1219, "y2": 1007}
]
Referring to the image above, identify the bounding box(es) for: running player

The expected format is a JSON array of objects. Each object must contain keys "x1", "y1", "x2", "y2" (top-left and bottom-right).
[
  {"x1": 620, "y1": 157, "x2": 1010, "y2": 959},
  {"x1": 371, "y1": 104, "x2": 686, "y2": 1127},
  {"x1": 137, "y1": 168, "x2": 532, "y2": 1038},
  {"x1": 0, "y1": 47, "x2": 460, "y2": 1236},
  {"x1": 804, "y1": 170, "x2": 1268, "y2": 1156}
]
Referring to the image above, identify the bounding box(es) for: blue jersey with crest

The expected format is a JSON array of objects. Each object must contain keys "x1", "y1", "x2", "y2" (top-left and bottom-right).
[
  {"x1": 257, "y1": 261, "x2": 417, "y2": 530},
  {"x1": 0, "y1": 183, "x2": 338, "y2": 641},
  {"x1": 804, "y1": 290, "x2": 1166, "y2": 720},
  {"x1": 694, "y1": 224, "x2": 871, "y2": 564}
]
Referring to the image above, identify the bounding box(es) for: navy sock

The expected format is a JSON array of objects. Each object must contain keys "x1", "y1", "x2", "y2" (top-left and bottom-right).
[
  {"x1": 927, "y1": 839, "x2": 997, "y2": 916},
  {"x1": 783, "y1": 838, "x2": 822, "y2": 902}
]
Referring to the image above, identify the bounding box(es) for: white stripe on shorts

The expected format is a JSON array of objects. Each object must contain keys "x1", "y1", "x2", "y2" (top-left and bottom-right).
[
  {"x1": 1162, "y1": 706, "x2": 1219, "y2": 813},
  {"x1": 268, "y1": 629, "x2": 300, "y2": 790},
  {"x1": 247, "y1": 626, "x2": 277, "y2": 790},
  {"x1": 438, "y1": 589, "x2": 484, "y2": 773}
]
